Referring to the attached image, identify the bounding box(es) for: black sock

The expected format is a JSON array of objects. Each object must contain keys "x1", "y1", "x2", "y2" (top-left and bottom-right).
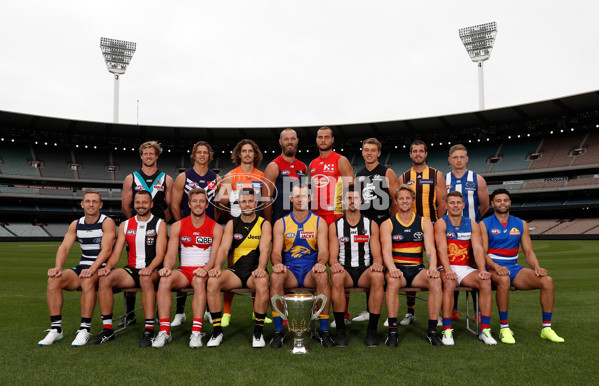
[
  {"x1": 365, "y1": 292, "x2": 371, "y2": 312},
  {"x1": 253, "y1": 312, "x2": 266, "y2": 336},
  {"x1": 176, "y1": 293, "x2": 187, "y2": 314},
  {"x1": 388, "y1": 317, "x2": 398, "y2": 331},
  {"x1": 125, "y1": 294, "x2": 136, "y2": 315},
  {"x1": 50, "y1": 315, "x2": 62, "y2": 333},
  {"x1": 367, "y1": 313, "x2": 380, "y2": 332},
  {"x1": 80, "y1": 317, "x2": 92, "y2": 332},
  {"x1": 211, "y1": 312, "x2": 223, "y2": 335},
  {"x1": 428, "y1": 319, "x2": 437, "y2": 333},
  {"x1": 334, "y1": 312, "x2": 346, "y2": 333}
]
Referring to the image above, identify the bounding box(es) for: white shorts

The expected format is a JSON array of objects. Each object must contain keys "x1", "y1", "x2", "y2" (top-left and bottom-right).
[{"x1": 450, "y1": 265, "x2": 478, "y2": 286}]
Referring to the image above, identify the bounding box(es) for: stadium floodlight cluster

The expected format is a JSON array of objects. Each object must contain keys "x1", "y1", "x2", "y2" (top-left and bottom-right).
[{"x1": 100, "y1": 37, "x2": 137, "y2": 123}]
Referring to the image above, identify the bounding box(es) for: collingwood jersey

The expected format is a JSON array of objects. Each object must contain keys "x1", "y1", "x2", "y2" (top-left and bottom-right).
[{"x1": 334, "y1": 215, "x2": 372, "y2": 268}]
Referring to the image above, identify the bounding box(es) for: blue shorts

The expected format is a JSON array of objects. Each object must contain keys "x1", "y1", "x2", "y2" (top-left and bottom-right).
[
  {"x1": 287, "y1": 265, "x2": 313, "y2": 287},
  {"x1": 494, "y1": 263, "x2": 525, "y2": 283}
]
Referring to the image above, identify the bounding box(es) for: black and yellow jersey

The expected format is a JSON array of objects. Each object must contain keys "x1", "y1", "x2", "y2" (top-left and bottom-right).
[{"x1": 230, "y1": 216, "x2": 265, "y2": 270}]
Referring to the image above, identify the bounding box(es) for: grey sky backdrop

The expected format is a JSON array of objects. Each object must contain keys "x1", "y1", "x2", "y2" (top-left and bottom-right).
[{"x1": 1, "y1": 1, "x2": 598, "y2": 128}]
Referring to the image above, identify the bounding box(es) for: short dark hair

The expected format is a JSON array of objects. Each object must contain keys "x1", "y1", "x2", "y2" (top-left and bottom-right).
[
  {"x1": 447, "y1": 190, "x2": 463, "y2": 200},
  {"x1": 238, "y1": 187, "x2": 255, "y2": 197},
  {"x1": 491, "y1": 188, "x2": 511, "y2": 200},
  {"x1": 134, "y1": 190, "x2": 152, "y2": 199},
  {"x1": 410, "y1": 139, "x2": 427, "y2": 153},
  {"x1": 343, "y1": 184, "x2": 362, "y2": 200}
]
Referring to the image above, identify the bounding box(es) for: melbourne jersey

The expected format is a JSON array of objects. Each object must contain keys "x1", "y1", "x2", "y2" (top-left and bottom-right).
[
  {"x1": 401, "y1": 166, "x2": 440, "y2": 222},
  {"x1": 230, "y1": 216, "x2": 265, "y2": 271},
  {"x1": 310, "y1": 152, "x2": 344, "y2": 216},
  {"x1": 131, "y1": 169, "x2": 167, "y2": 219},
  {"x1": 356, "y1": 164, "x2": 392, "y2": 225},
  {"x1": 282, "y1": 212, "x2": 320, "y2": 269},
  {"x1": 446, "y1": 170, "x2": 480, "y2": 222},
  {"x1": 334, "y1": 215, "x2": 372, "y2": 268},
  {"x1": 271, "y1": 155, "x2": 307, "y2": 224},
  {"x1": 482, "y1": 214, "x2": 523, "y2": 266},
  {"x1": 179, "y1": 215, "x2": 217, "y2": 267},
  {"x1": 76, "y1": 214, "x2": 108, "y2": 267},
  {"x1": 228, "y1": 166, "x2": 264, "y2": 218},
  {"x1": 389, "y1": 213, "x2": 424, "y2": 266},
  {"x1": 181, "y1": 168, "x2": 218, "y2": 220},
  {"x1": 123, "y1": 214, "x2": 162, "y2": 269},
  {"x1": 442, "y1": 215, "x2": 472, "y2": 266}
]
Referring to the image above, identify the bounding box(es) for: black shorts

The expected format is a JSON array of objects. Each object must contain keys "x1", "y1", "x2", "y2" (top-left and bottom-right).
[
  {"x1": 228, "y1": 267, "x2": 254, "y2": 288},
  {"x1": 124, "y1": 266, "x2": 142, "y2": 288},
  {"x1": 396, "y1": 264, "x2": 425, "y2": 287},
  {"x1": 344, "y1": 265, "x2": 369, "y2": 288},
  {"x1": 71, "y1": 263, "x2": 105, "y2": 276}
]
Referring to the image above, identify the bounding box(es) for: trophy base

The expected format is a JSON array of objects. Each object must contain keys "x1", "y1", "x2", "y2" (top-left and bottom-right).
[{"x1": 290, "y1": 338, "x2": 310, "y2": 354}]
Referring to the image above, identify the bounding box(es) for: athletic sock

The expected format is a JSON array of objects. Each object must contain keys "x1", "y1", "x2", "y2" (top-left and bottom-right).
[
  {"x1": 443, "y1": 318, "x2": 453, "y2": 331},
  {"x1": 427, "y1": 319, "x2": 437, "y2": 333},
  {"x1": 192, "y1": 318, "x2": 203, "y2": 334},
  {"x1": 367, "y1": 313, "x2": 380, "y2": 332},
  {"x1": 210, "y1": 312, "x2": 222, "y2": 335},
  {"x1": 542, "y1": 311, "x2": 552, "y2": 328},
  {"x1": 125, "y1": 294, "x2": 136, "y2": 315},
  {"x1": 318, "y1": 314, "x2": 330, "y2": 331},
  {"x1": 253, "y1": 312, "x2": 266, "y2": 336},
  {"x1": 499, "y1": 310, "x2": 509, "y2": 329},
  {"x1": 365, "y1": 291, "x2": 371, "y2": 313},
  {"x1": 480, "y1": 315, "x2": 491, "y2": 331},
  {"x1": 388, "y1": 317, "x2": 398, "y2": 332},
  {"x1": 159, "y1": 318, "x2": 171, "y2": 334},
  {"x1": 453, "y1": 291, "x2": 459, "y2": 311},
  {"x1": 175, "y1": 293, "x2": 187, "y2": 314},
  {"x1": 223, "y1": 292, "x2": 234, "y2": 314},
  {"x1": 80, "y1": 317, "x2": 92, "y2": 332},
  {"x1": 334, "y1": 312, "x2": 346, "y2": 333},
  {"x1": 407, "y1": 295, "x2": 415, "y2": 315},
  {"x1": 101, "y1": 314, "x2": 113, "y2": 331},
  {"x1": 50, "y1": 315, "x2": 62, "y2": 333},
  {"x1": 272, "y1": 312, "x2": 284, "y2": 332},
  {"x1": 344, "y1": 293, "x2": 350, "y2": 320},
  {"x1": 144, "y1": 318, "x2": 154, "y2": 331}
]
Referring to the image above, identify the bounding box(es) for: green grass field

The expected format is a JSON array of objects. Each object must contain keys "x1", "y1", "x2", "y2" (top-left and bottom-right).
[{"x1": 0, "y1": 240, "x2": 597, "y2": 385}]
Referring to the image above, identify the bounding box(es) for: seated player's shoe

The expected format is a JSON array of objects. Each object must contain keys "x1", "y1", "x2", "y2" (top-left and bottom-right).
[
  {"x1": 499, "y1": 327, "x2": 516, "y2": 344},
  {"x1": 139, "y1": 330, "x2": 153, "y2": 348},
  {"x1": 204, "y1": 311, "x2": 212, "y2": 324},
  {"x1": 318, "y1": 330, "x2": 335, "y2": 348},
  {"x1": 426, "y1": 330, "x2": 443, "y2": 346},
  {"x1": 352, "y1": 310, "x2": 370, "y2": 322},
  {"x1": 189, "y1": 331, "x2": 204, "y2": 348},
  {"x1": 335, "y1": 331, "x2": 348, "y2": 347},
  {"x1": 383, "y1": 318, "x2": 389, "y2": 327},
  {"x1": 117, "y1": 313, "x2": 136, "y2": 328},
  {"x1": 437, "y1": 316, "x2": 443, "y2": 327},
  {"x1": 151, "y1": 331, "x2": 172, "y2": 348},
  {"x1": 88, "y1": 329, "x2": 115, "y2": 345},
  {"x1": 451, "y1": 310, "x2": 460, "y2": 321},
  {"x1": 171, "y1": 313, "x2": 186, "y2": 327},
  {"x1": 251, "y1": 313, "x2": 273, "y2": 324},
  {"x1": 478, "y1": 328, "x2": 497, "y2": 345},
  {"x1": 441, "y1": 329, "x2": 455, "y2": 346},
  {"x1": 540, "y1": 327, "x2": 564, "y2": 343},
  {"x1": 365, "y1": 330, "x2": 378, "y2": 347},
  {"x1": 71, "y1": 329, "x2": 90, "y2": 347},
  {"x1": 269, "y1": 331, "x2": 285, "y2": 349},
  {"x1": 221, "y1": 313, "x2": 231, "y2": 328},
  {"x1": 38, "y1": 329, "x2": 63, "y2": 346},
  {"x1": 252, "y1": 332, "x2": 266, "y2": 348},
  {"x1": 207, "y1": 332, "x2": 223, "y2": 347},
  {"x1": 400, "y1": 313, "x2": 415, "y2": 326},
  {"x1": 385, "y1": 331, "x2": 398, "y2": 347},
  {"x1": 330, "y1": 317, "x2": 351, "y2": 329}
]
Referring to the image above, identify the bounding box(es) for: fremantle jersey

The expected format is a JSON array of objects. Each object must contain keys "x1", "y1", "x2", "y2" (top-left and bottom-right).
[
  {"x1": 179, "y1": 216, "x2": 217, "y2": 267},
  {"x1": 123, "y1": 215, "x2": 162, "y2": 269},
  {"x1": 182, "y1": 168, "x2": 218, "y2": 219},
  {"x1": 401, "y1": 166, "x2": 440, "y2": 222},
  {"x1": 356, "y1": 164, "x2": 391, "y2": 225},
  {"x1": 334, "y1": 215, "x2": 372, "y2": 268},
  {"x1": 282, "y1": 212, "x2": 320, "y2": 269},
  {"x1": 76, "y1": 214, "x2": 108, "y2": 267},
  {"x1": 310, "y1": 152, "x2": 344, "y2": 216},
  {"x1": 442, "y1": 215, "x2": 472, "y2": 266},
  {"x1": 482, "y1": 214, "x2": 523, "y2": 266},
  {"x1": 389, "y1": 213, "x2": 424, "y2": 266},
  {"x1": 228, "y1": 166, "x2": 264, "y2": 218},
  {"x1": 131, "y1": 169, "x2": 167, "y2": 219},
  {"x1": 271, "y1": 155, "x2": 307, "y2": 224},
  {"x1": 230, "y1": 216, "x2": 264, "y2": 270},
  {"x1": 446, "y1": 170, "x2": 480, "y2": 222}
]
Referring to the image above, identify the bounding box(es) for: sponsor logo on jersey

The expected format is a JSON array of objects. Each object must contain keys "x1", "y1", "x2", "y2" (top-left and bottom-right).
[
  {"x1": 419, "y1": 179, "x2": 433, "y2": 185},
  {"x1": 414, "y1": 231, "x2": 424, "y2": 240},
  {"x1": 196, "y1": 236, "x2": 213, "y2": 244},
  {"x1": 353, "y1": 235, "x2": 369, "y2": 243},
  {"x1": 509, "y1": 228, "x2": 521, "y2": 236},
  {"x1": 180, "y1": 236, "x2": 192, "y2": 242},
  {"x1": 154, "y1": 185, "x2": 164, "y2": 191},
  {"x1": 285, "y1": 232, "x2": 296, "y2": 238},
  {"x1": 234, "y1": 233, "x2": 243, "y2": 240},
  {"x1": 207, "y1": 181, "x2": 216, "y2": 190},
  {"x1": 312, "y1": 174, "x2": 330, "y2": 188},
  {"x1": 145, "y1": 229, "x2": 156, "y2": 236},
  {"x1": 247, "y1": 234, "x2": 261, "y2": 240},
  {"x1": 93, "y1": 237, "x2": 102, "y2": 243},
  {"x1": 323, "y1": 163, "x2": 335, "y2": 172},
  {"x1": 446, "y1": 232, "x2": 456, "y2": 238},
  {"x1": 282, "y1": 170, "x2": 290, "y2": 176},
  {"x1": 252, "y1": 182, "x2": 262, "y2": 191},
  {"x1": 134, "y1": 186, "x2": 145, "y2": 191},
  {"x1": 235, "y1": 182, "x2": 245, "y2": 188},
  {"x1": 339, "y1": 236, "x2": 350, "y2": 243},
  {"x1": 300, "y1": 231, "x2": 315, "y2": 239},
  {"x1": 457, "y1": 232, "x2": 471, "y2": 240},
  {"x1": 126, "y1": 230, "x2": 137, "y2": 235},
  {"x1": 146, "y1": 237, "x2": 155, "y2": 246},
  {"x1": 491, "y1": 229, "x2": 501, "y2": 235},
  {"x1": 297, "y1": 170, "x2": 305, "y2": 176},
  {"x1": 392, "y1": 234, "x2": 403, "y2": 241},
  {"x1": 407, "y1": 181, "x2": 415, "y2": 186}
]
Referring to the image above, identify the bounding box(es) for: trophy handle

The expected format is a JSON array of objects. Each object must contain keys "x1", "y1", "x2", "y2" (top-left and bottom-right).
[
  {"x1": 311, "y1": 294, "x2": 327, "y2": 320},
  {"x1": 270, "y1": 294, "x2": 288, "y2": 321}
]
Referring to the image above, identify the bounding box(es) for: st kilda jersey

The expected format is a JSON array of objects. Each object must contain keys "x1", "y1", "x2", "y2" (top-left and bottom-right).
[{"x1": 123, "y1": 215, "x2": 163, "y2": 269}]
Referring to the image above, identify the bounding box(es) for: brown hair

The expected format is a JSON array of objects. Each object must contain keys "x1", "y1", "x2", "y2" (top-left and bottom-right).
[
  {"x1": 447, "y1": 190, "x2": 463, "y2": 200},
  {"x1": 449, "y1": 144, "x2": 467, "y2": 156},
  {"x1": 82, "y1": 189, "x2": 102, "y2": 201},
  {"x1": 394, "y1": 184, "x2": 416, "y2": 199},
  {"x1": 362, "y1": 138, "x2": 382, "y2": 152},
  {"x1": 317, "y1": 126, "x2": 334, "y2": 137},
  {"x1": 190, "y1": 141, "x2": 214, "y2": 163},
  {"x1": 231, "y1": 139, "x2": 263, "y2": 168},
  {"x1": 139, "y1": 141, "x2": 162, "y2": 157},
  {"x1": 410, "y1": 139, "x2": 427, "y2": 153},
  {"x1": 188, "y1": 187, "x2": 207, "y2": 202}
]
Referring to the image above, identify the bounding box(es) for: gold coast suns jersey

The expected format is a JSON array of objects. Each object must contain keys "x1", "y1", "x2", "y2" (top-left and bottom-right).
[
  {"x1": 230, "y1": 216, "x2": 264, "y2": 270},
  {"x1": 401, "y1": 166, "x2": 439, "y2": 222},
  {"x1": 282, "y1": 212, "x2": 320, "y2": 268}
]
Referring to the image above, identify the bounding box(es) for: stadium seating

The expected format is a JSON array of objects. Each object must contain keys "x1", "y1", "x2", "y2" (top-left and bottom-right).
[
  {"x1": 527, "y1": 219, "x2": 561, "y2": 234},
  {"x1": 74, "y1": 149, "x2": 112, "y2": 180},
  {"x1": 35, "y1": 146, "x2": 78, "y2": 179},
  {"x1": 0, "y1": 144, "x2": 37, "y2": 177},
  {"x1": 491, "y1": 139, "x2": 539, "y2": 173},
  {"x1": 566, "y1": 176, "x2": 599, "y2": 187},
  {"x1": 462, "y1": 143, "x2": 498, "y2": 175},
  {"x1": 529, "y1": 133, "x2": 585, "y2": 169},
  {"x1": 542, "y1": 218, "x2": 599, "y2": 235},
  {"x1": 572, "y1": 130, "x2": 599, "y2": 166},
  {"x1": 0, "y1": 225, "x2": 15, "y2": 237},
  {"x1": 5, "y1": 223, "x2": 48, "y2": 237},
  {"x1": 43, "y1": 223, "x2": 70, "y2": 237}
]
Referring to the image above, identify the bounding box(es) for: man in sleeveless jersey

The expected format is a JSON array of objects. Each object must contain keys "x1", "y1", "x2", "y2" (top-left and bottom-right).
[
  {"x1": 435, "y1": 191, "x2": 496, "y2": 346},
  {"x1": 206, "y1": 188, "x2": 272, "y2": 348},
  {"x1": 89, "y1": 191, "x2": 167, "y2": 348},
  {"x1": 152, "y1": 188, "x2": 224, "y2": 348},
  {"x1": 38, "y1": 190, "x2": 116, "y2": 347},
  {"x1": 481, "y1": 189, "x2": 564, "y2": 344},
  {"x1": 329, "y1": 185, "x2": 384, "y2": 347},
  {"x1": 269, "y1": 184, "x2": 334, "y2": 349},
  {"x1": 380, "y1": 184, "x2": 443, "y2": 347}
]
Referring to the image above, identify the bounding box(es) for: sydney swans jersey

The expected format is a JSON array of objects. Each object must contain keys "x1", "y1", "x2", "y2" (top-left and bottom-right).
[
  {"x1": 230, "y1": 216, "x2": 265, "y2": 270},
  {"x1": 182, "y1": 168, "x2": 218, "y2": 219},
  {"x1": 334, "y1": 215, "x2": 372, "y2": 268},
  {"x1": 282, "y1": 212, "x2": 320, "y2": 269},
  {"x1": 76, "y1": 214, "x2": 108, "y2": 267},
  {"x1": 441, "y1": 215, "x2": 472, "y2": 266},
  {"x1": 178, "y1": 216, "x2": 217, "y2": 267},
  {"x1": 401, "y1": 167, "x2": 439, "y2": 222},
  {"x1": 389, "y1": 213, "x2": 424, "y2": 266},
  {"x1": 123, "y1": 215, "x2": 162, "y2": 269},
  {"x1": 310, "y1": 152, "x2": 344, "y2": 216},
  {"x1": 131, "y1": 169, "x2": 168, "y2": 219},
  {"x1": 482, "y1": 214, "x2": 523, "y2": 266},
  {"x1": 446, "y1": 171, "x2": 480, "y2": 222},
  {"x1": 228, "y1": 166, "x2": 264, "y2": 218},
  {"x1": 271, "y1": 155, "x2": 307, "y2": 224},
  {"x1": 356, "y1": 164, "x2": 391, "y2": 224}
]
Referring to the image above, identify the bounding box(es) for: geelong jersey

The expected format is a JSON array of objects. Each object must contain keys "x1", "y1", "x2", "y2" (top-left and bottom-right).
[
  {"x1": 401, "y1": 166, "x2": 440, "y2": 222},
  {"x1": 76, "y1": 214, "x2": 108, "y2": 267},
  {"x1": 230, "y1": 216, "x2": 264, "y2": 270},
  {"x1": 123, "y1": 214, "x2": 162, "y2": 269},
  {"x1": 131, "y1": 169, "x2": 167, "y2": 219},
  {"x1": 335, "y1": 215, "x2": 372, "y2": 268},
  {"x1": 356, "y1": 164, "x2": 391, "y2": 225},
  {"x1": 182, "y1": 168, "x2": 218, "y2": 219},
  {"x1": 228, "y1": 166, "x2": 264, "y2": 218},
  {"x1": 179, "y1": 215, "x2": 217, "y2": 267},
  {"x1": 483, "y1": 214, "x2": 523, "y2": 266},
  {"x1": 389, "y1": 213, "x2": 424, "y2": 266},
  {"x1": 271, "y1": 155, "x2": 307, "y2": 224},
  {"x1": 282, "y1": 212, "x2": 320, "y2": 269},
  {"x1": 442, "y1": 215, "x2": 472, "y2": 266},
  {"x1": 446, "y1": 170, "x2": 480, "y2": 222},
  {"x1": 310, "y1": 152, "x2": 344, "y2": 216}
]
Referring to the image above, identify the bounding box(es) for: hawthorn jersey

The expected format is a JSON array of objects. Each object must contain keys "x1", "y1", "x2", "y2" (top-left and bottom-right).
[
  {"x1": 76, "y1": 214, "x2": 108, "y2": 267},
  {"x1": 482, "y1": 214, "x2": 524, "y2": 266},
  {"x1": 123, "y1": 214, "x2": 163, "y2": 269},
  {"x1": 334, "y1": 215, "x2": 372, "y2": 268},
  {"x1": 446, "y1": 170, "x2": 480, "y2": 222},
  {"x1": 309, "y1": 152, "x2": 344, "y2": 216},
  {"x1": 389, "y1": 212, "x2": 424, "y2": 266},
  {"x1": 401, "y1": 166, "x2": 440, "y2": 222},
  {"x1": 282, "y1": 212, "x2": 320, "y2": 269},
  {"x1": 178, "y1": 215, "x2": 217, "y2": 267},
  {"x1": 441, "y1": 215, "x2": 472, "y2": 266},
  {"x1": 227, "y1": 166, "x2": 264, "y2": 218},
  {"x1": 181, "y1": 168, "x2": 218, "y2": 219},
  {"x1": 131, "y1": 169, "x2": 168, "y2": 219},
  {"x1": 271, "y1": 155, "x2": 307, "y2": 224},
  {"x1": 356, "y1": 164, "x2": 391, "y2": 225}
]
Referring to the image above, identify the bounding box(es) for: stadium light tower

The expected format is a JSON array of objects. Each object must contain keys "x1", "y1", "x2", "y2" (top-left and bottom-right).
[
  {"x1": 459, "y1": 22, "x2": 497, "y2": 110},
  {"x1": 100, "y1": 37, "x2": 136, "y2": 123}
]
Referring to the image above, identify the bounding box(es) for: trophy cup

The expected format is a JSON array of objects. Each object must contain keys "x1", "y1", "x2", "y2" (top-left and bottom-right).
[{"x1": 271, "y1": 293, "x2": 327, "y2": 354}]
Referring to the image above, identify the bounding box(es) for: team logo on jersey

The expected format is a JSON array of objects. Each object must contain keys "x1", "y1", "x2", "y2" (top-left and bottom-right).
[
  {"x1": 188, "y1": 181, "x2": 199, "y2": 188},
  {"x1": 154, "y1": 185, "x2": 164, "y2": 191},
  {"x1": 234, "y1": 233, "x2": 244, "y2": 240},
  {"x1": 465, "y1": 182, "x2": 476, "y2": 189},
  {"x1": 339, "y1": 236, "x2": 350, "y2": 243},
  {"x1": 146, "y1": 229, "x2": 156, "y2": 236},
  {"x1": 207, "y1": 181, "x2": 216, "y2": 190},
  {"x1": 509, "y1": 228, "x2": 521, "y2": 236},
  {"x1": 419, "y1": 179, "x2": 433, "y2": 185},
  {"x1": 407, "y1": 181, "x2": 415, "y2": 186},
  {"x1": 312, "y1": 174, "x2": 330, "y2": 188},
  {"x1": 146, "y1": 237, "x2": 155, "y2": 246},
  {"x1": 392, "y1": 234, "x2": 404, "y2": 241},
  {"x1": 126, "y1": 230, "x2": 137, "y2": 235},
  {"x1": 300, "y1": 231, "x2": 315, "y2": 239},
  {"x1": 353, "y1": 235, "x2": 369, "y2": 243},
  {"x1": 235, "y1": 182, "x2": 245, "y2": 188},
  {"x1": 285, "y1": 232, "x2": 296, "y2": 238},
  {"x1": 491, "y1": 229, "x2": 501, "y2": 235},
  {"x1": 180, "y1": 236, "x2": 192, "y2": 242},
  {"x1": 446, "y1": 232, "x2": 456, "y2": 238},
  {"x1": 414, "y1": 232, "x2": 423, "y2": 241},
  {"x1": 289, "y1": 245, "x2": 311, "y2": 259},
  {"x1": 196, "y1": 236, "x2": 213, "y2": 244},
  {"x1": 297, "y1": 170, "x2": 305, "y2": 176},
  {"x1": 134, "y1": 186, "x2": 145, "y2": 191}
]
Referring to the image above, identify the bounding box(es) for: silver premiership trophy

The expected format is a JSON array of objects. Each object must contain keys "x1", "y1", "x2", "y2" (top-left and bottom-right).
[{"x1": 271, "y1": 293, "x2": 327, "y2": 354}]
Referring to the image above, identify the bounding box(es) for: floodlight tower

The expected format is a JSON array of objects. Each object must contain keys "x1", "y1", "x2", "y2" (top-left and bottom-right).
[
  {"x1": 459, "y1": 22, "x2": 497, "y2": 110},
  {"x1": 100, "y1": 37, "x2": 136, "y2": 123}
]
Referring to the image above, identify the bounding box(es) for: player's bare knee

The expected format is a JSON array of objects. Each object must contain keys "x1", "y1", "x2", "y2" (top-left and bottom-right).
[
  {"x1": 541, "y1": 275, "x2": 553, "y2": 290},
  {"x1": 496, "y1": 275, "x2": 511, "y2": 290}
]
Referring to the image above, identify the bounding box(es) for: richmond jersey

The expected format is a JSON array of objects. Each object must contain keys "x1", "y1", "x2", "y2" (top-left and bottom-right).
[{"x1": 230, "y1": 216, "x2": 265, "y2": 270}]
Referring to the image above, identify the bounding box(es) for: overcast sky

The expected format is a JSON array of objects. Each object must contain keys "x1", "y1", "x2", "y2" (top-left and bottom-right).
[{"x1": 1, "y1": 1, "x2": 598, "y2": 128}]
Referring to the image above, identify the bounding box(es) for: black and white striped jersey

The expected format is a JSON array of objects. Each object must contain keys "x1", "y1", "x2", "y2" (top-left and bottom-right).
[{"x1": 334, "y1": 215, "x2": 372, "y2": 268}]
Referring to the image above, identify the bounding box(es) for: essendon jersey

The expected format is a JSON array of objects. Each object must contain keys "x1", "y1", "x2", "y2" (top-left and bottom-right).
[
  {"x1": 389, "y1": 212, "x2": 424, "y2": 266},
  {"x1": 401, "y1": 166, "x2": 440, "y2": 222},
  {"x1": 441, "y1": 215, "x2": 471, "y2": 266},
  {"x1": 123, "y1": 215, "x2": 162, "y2": 269},
  {"x1": 310, "y1": 152, "x2": 344, "y2": 216},
  {"x1": 179, "y1": 215, "x2": 217, "y2": 267},
  {"x1": 271, "y1": 155, "x2": 307, "y2": 224},
  {"x1": 334, "y1": 215, "x2": 372, "y2": 268}
]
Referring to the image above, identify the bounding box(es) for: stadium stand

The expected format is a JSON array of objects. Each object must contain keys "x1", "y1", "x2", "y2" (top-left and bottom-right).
[
  {"x1": 387, "y1": 149, "x2": 412, "y2": 176},
  {"x1": 34, "y1": 145, "x2": 78, "y2": 179},
  {"x1": 44, "y1": 223, "x2": 69, "y2": 237},
  {"x1": 486, "y1": 182, "x2": 524, "y2": 191},
  {"x1": 74, "y1": 149, "x2": 112, "y2": 180},
  {"x1": 462, "y1": 142, "x2": 498, "y2": 174},
  {"x1": 528, "y1": 219, "x2": 561, "y2": 234},
  {"x1": 0, "y1": 143, "x2": 37, "y2": 177},
  {"x1": 0, "y1": 225, "x2": 15, "y2": 237},
  {"x1": 491, "y1": 139, "x2": 539, "y2": 173},
  {"x1": 584, "y1": 224, "x2": 599, "y2": 234},
  {"x1": 5, "y1": 223, "x2": 49, "y2": 237},
  {"x1": 522, "y1": 181, "x2": 545, "y2": 190},
  {"x1": 573, "y1": 130, "x2": 599, "y2": 166},
  {"x1": 0, "y1": 186, "x2": 37, "y2": 195},
  {"x1": 529, "y1": 133, "x2": 585, "y2": 169},
  {"x1": 542, "y1": 218, "x2": 599, "y2": 235},
  {"x1": 566, "y1": 176, "x2": 599, "y2": 187},
  {"x1": 112, "y1": 151, "x2": 140, "y2": 182}
]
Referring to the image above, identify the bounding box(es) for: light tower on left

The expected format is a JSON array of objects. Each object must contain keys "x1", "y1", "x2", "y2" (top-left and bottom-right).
[{"x1": 100, "y1": 37, "x2": 136, "y2": 123}]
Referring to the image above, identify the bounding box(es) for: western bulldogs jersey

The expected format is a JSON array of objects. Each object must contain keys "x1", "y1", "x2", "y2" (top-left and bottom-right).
[
  {"x1": 401, "y1": 166, "x2": 440, "y2": 222},
  {"x1": 131, "y1": 169, "x2": 167, "y2": 219},
  {"x1": 182, "y1": 168, "x2": 218, "y2": 219},
  {"x1": 356, "y1": 164, "x2": 391, "y2": 225},
  {"x1": 446, "y1": 171, "x2": 480, "y2": 222},
  {"x1": 179, "y1": 216, "x2": 217, "y2": 267},
  {"x1": 334, "y1": 215, "x2": 372, "y2": 268},
  {"x1": 282, "y1": 212, "x2": 320, "y2": 269},
  {"x1": 310, "y1": 152, "x2": 344, "y2": 216},
  {"x1": 389, "y1": 213, "x2": 424, "y2": 266},
  {"x1": 123, "y1": 214, "x2": 162, "y2": 269},
  {"x1": 76, "y1": 214, "x2": 108, "y2": 267},
  {"x1": 271, "y1": 155, "x2": 307, "y2": 224},
  {"x1": 482, "y1": 214, "x2": 523, "y2": 266},
  {"x1": 442, "y1": 215, "x2": 472, "y2": 266}
]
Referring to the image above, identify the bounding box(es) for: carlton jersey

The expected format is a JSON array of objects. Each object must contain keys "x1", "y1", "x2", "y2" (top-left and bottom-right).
[
  {"x1": 131, "y1": 169, "x2": 168, "y2": 219},
  {"x1": 181, "y1": 168, "x2": 218, "y2": 220},
  {"x1": 442, "y1": 215, "x2": 472, "y2": 266},
  {"x1": 401, "y1": 166, "x2": 440, "y2": 222},
  {"x1": 282, "y1": 212, "x2": 320, "y2": 269},
  {"x1": 227, "y1": 166, "x2": 264, "y2": 218},
  {"x1": 482, "y1": 214, "x2": 524, "y2": 266},
  {"x1": 446, "y1": 171, "x2": 480, "y2": 222},
  {"x1": 230, "y1": 216, "x2": 265, "y2": 271},
  {"x1": 271, "y1": 155, "x2": 307, "y2": 224},
  {"x1": 76, "y1": 214, "x2": 108, "y2": 267},
  {"x1": 178, "y1": 216, "x2": 217, "y2": 267},
  {"x1": 356, "y1": 164, "x2": 391, "y2": 225},
  {"x1": 123, "y1": 215, "x2": 163, "y2": 269},
  {"x1": 309, "y1": 152, "x2": 344, "y2": 216},
  {"x1": 334, "y1": 215, "x2": 372, "y2": 268},
  {"x1": 389, "y1": 213, "x2": 424, "y2": 266}
]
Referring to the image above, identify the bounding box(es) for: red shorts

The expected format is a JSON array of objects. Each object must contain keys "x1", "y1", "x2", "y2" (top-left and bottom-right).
[
  {"x1": 319, "y1": 213, "x2": 343, "y2": 226},
  {"x1": 177, "y1": 266, "x2": 205, "y2": 283}
]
